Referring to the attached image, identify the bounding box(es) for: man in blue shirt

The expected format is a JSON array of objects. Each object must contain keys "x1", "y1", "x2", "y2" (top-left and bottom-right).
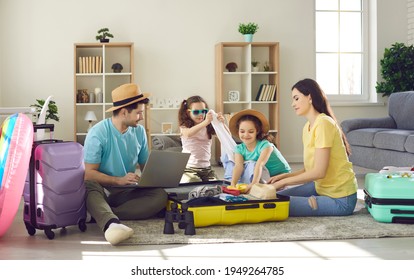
[{"x1": 84, "y1": 83, "x2": 167, "y2": 245}]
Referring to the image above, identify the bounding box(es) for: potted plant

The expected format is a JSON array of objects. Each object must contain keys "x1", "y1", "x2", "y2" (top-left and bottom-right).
[
  {"x1": 251, "y1": 59, "x2": 260, "y2": 72},
  {"x1": 238, "y1": 22, "x2": 259, "y2": 42},
  {"x1": 95, "y1": 28, "x2": 114, "y2": 43},
  {"x1": 263, "y1": 61, "x2": 271, "y2": 72},
  {"x1": 30, "y1": 99, "x2": 60, "y2": 123},
  {"x1": 376, "y1": 42, "x2": 414, "y2": 97}
]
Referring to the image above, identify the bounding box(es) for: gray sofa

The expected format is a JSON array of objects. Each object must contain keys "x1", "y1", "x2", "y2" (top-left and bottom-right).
[{"x1": 341, "y1": 91, "x2": 414, "y2": 170}]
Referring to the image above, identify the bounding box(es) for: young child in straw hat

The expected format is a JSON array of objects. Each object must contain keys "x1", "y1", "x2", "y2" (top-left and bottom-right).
[{"x1": 225, "y1": 109, "x2": 291, "y2": 191}]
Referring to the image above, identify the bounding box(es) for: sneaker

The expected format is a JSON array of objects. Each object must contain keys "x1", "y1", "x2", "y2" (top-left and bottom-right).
[{"x1": 104, "y1": 223, "x2": 134, "y2": 246}]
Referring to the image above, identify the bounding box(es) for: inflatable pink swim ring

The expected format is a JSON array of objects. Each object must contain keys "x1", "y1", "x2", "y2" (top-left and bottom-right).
[{"x1": 0, "y1": 113, "x2": 33, "y2": 237}]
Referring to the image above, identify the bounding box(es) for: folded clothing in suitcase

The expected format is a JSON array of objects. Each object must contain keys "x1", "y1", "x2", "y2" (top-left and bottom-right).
[
  {"x1": 364, "y1": 172, "x2": 414, "y2": 223},
  {"x1": 23, "y1": 124, "x2": 87, "y2": 239},
  {"x1": 166, "y1": 181, "x2": 290, "y2": 228}
]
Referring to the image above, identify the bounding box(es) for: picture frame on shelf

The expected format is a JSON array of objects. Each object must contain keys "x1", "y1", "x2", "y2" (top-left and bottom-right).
[
  {"x1": 161, "y1": 122, "x2": 173, "y2": 134},
  {"x1": 157, "y1": 98, "x2": 166, "y2": 108},
  {"x1": 167, "y1": 98, "x2": 174, "y2": 108},
  {"x1": 149, "y1": 96, "x2": 155, "y2": 108}
]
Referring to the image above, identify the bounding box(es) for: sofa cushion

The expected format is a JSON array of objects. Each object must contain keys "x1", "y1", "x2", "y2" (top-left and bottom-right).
[
  {"x1": 347, "y1": 128, "x2": 390, "y2": 147},
  {"x1": 388, "y1": 91, "x2": 414, "y2": 130},
  {"x1": 373, "y1": 130, "x2": 414, "y2": 152},
  {"x1": 405, "y1": 135, "x2": 414, "y2": 153}
]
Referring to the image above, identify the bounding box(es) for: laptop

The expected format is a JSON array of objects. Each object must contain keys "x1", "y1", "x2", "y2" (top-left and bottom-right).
[{"x1": 126, "y1": 150, "x2": 190, "y2": 188}]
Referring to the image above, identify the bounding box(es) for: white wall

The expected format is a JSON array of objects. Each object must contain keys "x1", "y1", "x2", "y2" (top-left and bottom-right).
[
  {"x1": 408, "y1": 0, "x2": 414, "y2": 44},
  {"x1": 0, "y1": 0, "x2": 408, "y2": 162}
]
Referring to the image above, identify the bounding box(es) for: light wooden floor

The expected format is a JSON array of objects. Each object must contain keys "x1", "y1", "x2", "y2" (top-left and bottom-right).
[{"x1": 1, "y1": 164, "x2": 414, "y2": 261}]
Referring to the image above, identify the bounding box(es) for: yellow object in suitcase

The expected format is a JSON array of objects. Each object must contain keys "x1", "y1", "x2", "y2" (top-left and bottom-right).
[{"x1": 168, "y1": 195, "x2": 290, "y2": 228}]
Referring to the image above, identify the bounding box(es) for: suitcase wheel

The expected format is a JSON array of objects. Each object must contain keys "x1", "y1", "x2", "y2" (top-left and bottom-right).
[
  {"x1": 44, "y1": 229, "x2": 55, "y2": 240},
  {"x1": 25, "y1": 222, "x2": 36, "y2": 236},
  {"x1": 78, "y1": 219, "x2": 87, "y2": 232}
]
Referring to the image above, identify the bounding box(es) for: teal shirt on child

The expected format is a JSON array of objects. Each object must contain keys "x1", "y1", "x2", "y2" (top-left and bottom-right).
[
  {"x1": 235, "y1": 139, "x2": 291, "y2": 176},
  {"x1": 84, "y1": 118, "x2": 149, "y2": 177}
]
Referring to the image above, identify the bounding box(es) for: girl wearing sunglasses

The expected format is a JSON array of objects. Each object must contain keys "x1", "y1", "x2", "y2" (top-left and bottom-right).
[{"x1": 178, "y1": 95, "x2": 225, "y2": 182}]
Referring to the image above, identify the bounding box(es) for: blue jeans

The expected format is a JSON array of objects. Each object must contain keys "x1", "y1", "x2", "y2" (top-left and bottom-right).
[
  {"x1": 277, "y1": 182, "x2": 357, "y2": 217},
  {"x1": 221, "y1": 154, "x2": 270, "y2": 184}
]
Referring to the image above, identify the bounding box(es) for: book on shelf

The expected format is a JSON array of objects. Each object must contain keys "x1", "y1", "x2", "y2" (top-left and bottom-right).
[
  {"x1": 82, "y1": 57, "x2": 86, "y2": 73},
  {"x1": 78, "y1": 56, "x2": 103, "y2": 73},
  {"x1": 99, "y1": 56, "x2": 102, "y2": 73},
  {"x1": 78, "y1": 57, "x2": 82, "y2": 73},
  {"x1": 255, "y1": 84, "x2": 264, "y2": 101},
  {"x1": 88, "y1": 57, "x2": 92, "y2": 73},
  {"x1": 92, "y1": 56, "x2": 95, "y2": 73},
  {"x1": 255, "y1": 84, "x2": 277, "y2": 101},
  {"x1": 263, "y1": 84, "x2": 271, "y2": 101},
  {"x1": 95, "y1": 56, "x2": 100, "y2": 73},
  {"x1": 270, "y1": 84, "x2": 277, "y2": 101}
]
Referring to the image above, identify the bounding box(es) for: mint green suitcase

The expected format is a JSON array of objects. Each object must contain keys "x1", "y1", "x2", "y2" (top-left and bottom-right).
[{"x1": 364, "y1": 173, "x2": 414, "y2": 223}]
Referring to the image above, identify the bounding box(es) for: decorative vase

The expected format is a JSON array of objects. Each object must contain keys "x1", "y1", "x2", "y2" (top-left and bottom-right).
[
  {"x1": 252, "y1": 66, "x2": 259, "y2": 72},
  {"x1": 95, "y1": 88, "x2": 103, "y2": 103},
  {"x1": 244, "y1": 34, "x2": 253, "y2": 42},
  {"x1": 89, "y1": 92, "x2": 95, "y2": 103}
]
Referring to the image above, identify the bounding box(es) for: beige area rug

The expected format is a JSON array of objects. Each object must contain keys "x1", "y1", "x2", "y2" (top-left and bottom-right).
[{"x1": 121, "y1": 202, "x2": 414, "y2": 245}]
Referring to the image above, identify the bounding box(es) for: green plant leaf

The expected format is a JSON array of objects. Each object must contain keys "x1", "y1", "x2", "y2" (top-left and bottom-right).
[
  {"x1": 30, "y1": 99, "x2": 59, "y2": 122},
  {"x1": 238, "y1": 22, "x2": 259, "y2": 35},
  {"x1": 376, "y1": 42, "x2": 414, "y2": 97}
]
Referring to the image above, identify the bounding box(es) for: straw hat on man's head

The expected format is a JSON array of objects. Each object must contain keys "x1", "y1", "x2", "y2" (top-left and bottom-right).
[
  {"x1": 228, "y1": 109, "x2": 269, "y2": 137},
  {"x1": 105, "y1": 83, "x2": 150, "y2": 112}
]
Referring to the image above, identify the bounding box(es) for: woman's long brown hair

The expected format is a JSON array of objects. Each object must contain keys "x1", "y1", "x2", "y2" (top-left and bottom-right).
[{"x1": 292, "y1": 78, "x2": 351, "y2": 155}]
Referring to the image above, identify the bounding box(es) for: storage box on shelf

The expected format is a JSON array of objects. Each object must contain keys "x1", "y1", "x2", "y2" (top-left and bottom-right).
[
  {"x1": 215, "y1": 42, "x2": 280, "y2": 162},
  {"x1": 73, "y1": 42, "x2": 134, "y2": 145}
]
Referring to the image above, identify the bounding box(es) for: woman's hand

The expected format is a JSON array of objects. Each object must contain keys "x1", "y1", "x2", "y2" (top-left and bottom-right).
[
  {"x1": 270, "y1": 180, "x2": 287, "y2": 191},
  {"x1": 267, "y1": 173, "x2": 287, "y2": 184},
  {"x1": 267, "y1": 174, "x2": 289, "y2": 191}
]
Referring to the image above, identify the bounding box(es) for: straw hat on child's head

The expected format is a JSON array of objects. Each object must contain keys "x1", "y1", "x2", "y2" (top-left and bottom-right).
[{"x1": 228, "y1": 109, "x2": 269, "y2": 137}]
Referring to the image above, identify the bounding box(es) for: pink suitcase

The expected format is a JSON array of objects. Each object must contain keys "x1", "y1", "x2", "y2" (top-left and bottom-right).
[{"x1": 23, "y1": 124, "x2": 87, "y2": 239}]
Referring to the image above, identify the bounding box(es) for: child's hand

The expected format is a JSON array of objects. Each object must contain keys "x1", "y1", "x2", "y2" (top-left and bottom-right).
[
  {"x1": 245, "y1": 183, "x2": 253, "y2": 193},
  {"x1": 204, "y1": 111, "x2": 213, "y2": 124},
  {"x1": 216, "y1": 112, "x2": 225, "y2": 123}
]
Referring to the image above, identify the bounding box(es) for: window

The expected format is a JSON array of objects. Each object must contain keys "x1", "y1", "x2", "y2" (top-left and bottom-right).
[{"x1": 315, "y1": 0, "x2": 368, "y2": 101}]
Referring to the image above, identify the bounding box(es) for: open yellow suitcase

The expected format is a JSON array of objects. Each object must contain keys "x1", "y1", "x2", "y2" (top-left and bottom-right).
[{"x1": 166, "y1": 181, "x2": 290, "y2": 228}]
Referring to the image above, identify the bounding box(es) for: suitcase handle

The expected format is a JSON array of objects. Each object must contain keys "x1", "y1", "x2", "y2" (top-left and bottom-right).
[
  {"x1": 33, "y1": 124, "x2": 55, "y2": 141},
  {"x1": 225, "y1": 204, "x2": 260, "y2": 210},
  {"x1": 33, "y1": 123, "x2": 54, "y2": 132},
  {"x1": 35, "y1": 139, "x2": 63, "y2": 145}
]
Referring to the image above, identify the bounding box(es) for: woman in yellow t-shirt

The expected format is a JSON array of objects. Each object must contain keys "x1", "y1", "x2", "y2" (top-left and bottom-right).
[{"x1": 268, "y1": 78, "x2": 357, "y2": 216}]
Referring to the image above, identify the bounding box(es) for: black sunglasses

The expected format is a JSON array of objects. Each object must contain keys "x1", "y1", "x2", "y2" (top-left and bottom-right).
[{"x1": 188, "y1": 109, "x2": 208, "y2": 116}]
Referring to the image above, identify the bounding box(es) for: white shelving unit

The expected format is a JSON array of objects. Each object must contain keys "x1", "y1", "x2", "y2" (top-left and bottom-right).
[
  {"x1": 73, "y1": 42, "x2": 134, "y2": 145},
  {"x1": 215, "y1": 42, "x2": 280, "y2": 161}
]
